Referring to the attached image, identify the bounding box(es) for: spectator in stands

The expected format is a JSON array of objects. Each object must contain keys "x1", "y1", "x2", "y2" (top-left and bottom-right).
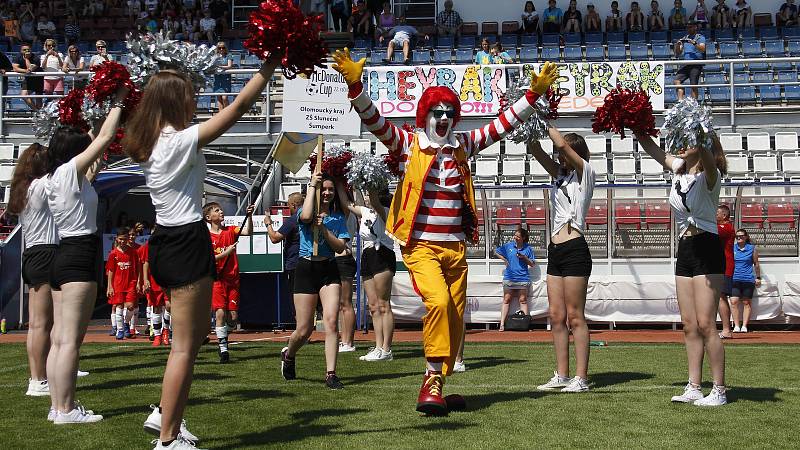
[
  {"x1": 40, "y1": 38, "x2": 64, "y2": 97},
  {"x1": 209, "y1": 0, "x2": 229, "y2": 33},
  {"x1": 213, "y1": 41, "x2": 232, "y2": 110},
  {"x1": 145, "y1": 11, "x2": 159, "y2": 33},
  {"x1": 521, "y1": 1, "x2": 539, "y2": 34},
  {"x1": 649, "y1": 0, "x2": 666, "y2": 31},
  {"x1": 381, "y1": 17, "x2": 422, "y2": 65},
  {"x1": 63, "y1": 14, "x2": 80, "y2": 45},
  {"x1": 163, "y1": 13, "x2": 181, "y2": 39},
  {"x1": 670, "y1": 0, "x2": 688, "y2": 30},
  {"x1": 730, "y1": 229, "x2": 761, "y2": 333},
  {"x1": 329, "y1": 0, "x2": 350, "y2": 33},
  {"x1": 779, "y1": 0, "x2": 798, "y2": 27},
  {"x1": 62, "y1": 44, "x2": 87, "y2": 89},
  {"x1": 674, "y1": 20, "x2": 705, "y2": 100},
  {"x1": 3, "y1": 10, "x2": 20, "y2": 48},
  {"x1": 436, "y1": 0, "x2": 462, "y2": 38},
  {"x1": 562, "y1": 0, "x2": 582, "y2": 33},
  {"x1": 180, "y1": 9, "x2": 200, "y2": 41},
  {"x1": 732, "y1": 0, "x2": 750, "y2": 29},
  {"x1": 199, "y1": 9, "x2": 216, "y2": 41},
  {"x1": 18, "y1": 8, "x2": 36, "y2": 46},
  {"x1": 691, "y1": 0, "x2": 709, "y2": 27},
  {"x1": 13, "y1": 43, "x2": 43, "y2": 110},
  {"x1": 585, "y1": 4, "x2": 601, "y2": 32},
  {"x1": 127, "y1": 0, "x2": 142, "y2": 20},
  {"x1": 607, "y1": 0, "x2": 624, "y2": 31},
  {"x1": 475, "y1": 37, "x2": 492, "y2": 64},
  {"x1": 627, "y1": 1, "x2": 645, "y2": 31},
  {"x1": 375, "y1": 1, "x2": 395, "y2": 41},
  {"x1": 89, "y1": 40, "x2": 113, "y2": 68},
  {"x1": 717, "y1": 204, "x2": 735, "y2": 339},
  {"x1": 495, "y1": 227, "x2": 535, "y2": 332},
  {"x1": 83, "y1": 0, "x2": 105, "y2": 17},
  {"x1": 35, "y1": 13, "x2": 55, "y2": 42},
  {"x1": 491, "y1": 42, "x2": 513, "y2": 63},
  {"x1": 542, "y1": 0, "x2": 562, "y2": 34},
  {"x1": 162, "y1": 0, "x2": 180, "y2": 17},
  {"x1": 348, "y1": 0, "x2": 372, "y2": 39},
  {"x1": 712, "y1": 0, "x2": 732, "y2": 29},
  {"x1": 144, "y1": 0, "x2": 159, "y2": 14}
]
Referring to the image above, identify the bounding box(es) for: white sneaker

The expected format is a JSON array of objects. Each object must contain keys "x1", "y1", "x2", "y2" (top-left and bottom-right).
[
  {"x1": 76, "y1": 370, "x2": 89, "y2": 377},
  {"x1": 537, "y1": 371, "x2": 571, "y2": 390},
  {"x1": 338, "y1": 342, "x2": 356, "y2": 353},
  {"x1": 359, "y1": 347, "x2": 383, "y2": 361},
  {"x1": 53, "y1": 402, "x2": 103, "y2": 424},
  {"x1": 671, "y1": 383, "x2": 704, "y2": 403},
  {"x1": 694, "y1": 385, "x2": 728, "y2": 407},
  {"x1": 561, "y1": 376, "x2": 589, "y2": 393},
  {"x1": 152, "y1": 435, "x2": 206, "y2": 450},
  {"x1": 741, "y1": 326, "x2": 748, "y2": 333},
  {"x1": 733, "y1": 326, "x2": 742, "y2": 333},
  {"x1": 452, "y1": 361, "x2": 467, "y2": 373},
  {"x1": 379, "y1": 349, "x2": 393, "y2": 361},
  {"x1": 144, "y1": 404, "x2": 199, "y2": 441},
  {"x1": 26, "y1": 378, "x2": 49, "y2": 396},
  {"x1": 47, "y1": 407, "x2": 56, "y2": 422}
]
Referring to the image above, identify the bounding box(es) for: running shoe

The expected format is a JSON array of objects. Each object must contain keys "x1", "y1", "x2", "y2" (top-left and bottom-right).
[
  {"x1": 733, "y1": 326, "x2": 742, "y2": 333},
  {"x1": 694, "y1": 385, "x2": 728, "y2": 407},
  {"x1": 124, "y1": 324, "x2": 132, "y2": 339},
  {"x1": 109, "y1": 326, "x2": 117, "y2": 336},
  {"x1": 379, "y1": 349, "x2": 393, "y2": 361},
  {"x1": 76, "y1": 370, "x2": 89, "y2": 377},
  {"x1": 47, "y1": 407, "x2": 56, "y2": 422},
  {"x1": 152, "y1": 435, "x2": 205, "y2": 450},
  {"x1": 116, "y1": 329, "x2": 125, "y2": 340},
  {"x1": 671, "y1": 382, "x2": 704, "y2": 403},
  {"x1": 561, "y1": 376, "x2": 589, "y2": 393},
  {"x1": 325, "y1": 373, "x2": 344, "y2": 390},
  {"x1": 26, "y1": 378, "x2": 49, "y2": 396},
  {"x1": 741, "y1": 326, "x2": 749, "y2": 333},
  {"x1": 359, "y1": 347, "x2": 382, "y2": 361},
  {"x1": 219, "y1": 351, "x2": 230, "y2": 364},
  {"x1": 452, "y1": 361, "x2": 466, "y2": 373},
  {"x1": 162, "y1": 329, "x2": 170, "y2": 346},
  {"x1": 280, "y1": 347, "x2": 296, "y2": 380},
  {"x1": 144, "y1": 404, "x2": 199, "y2": 441},
  {"x1": 536, "y1": 371, "x2": 571, "y2": 390},
  {"x1": 338, "y1": 342, "x2": 356, "y2": 353},
  {"x1": 153, "y1": 335, "x2": 162, "y2": 347},
  {"x1": 53, "y1": 402, "x2": 103, "y2": 424}
]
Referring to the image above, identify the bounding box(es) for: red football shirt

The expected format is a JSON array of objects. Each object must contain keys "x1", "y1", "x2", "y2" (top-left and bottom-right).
[
  {"x1": 209, "y1": 226, "x2": 240, "y2": 282},
  {"x1": 717, "y1": 221, "x2": 735, "y2": 277},
  {"x1": 137, "y1": 242, "x2": 162, "y2": 292},
  {"x1": 106, "y1": 247, "x2": 139, "y2": 292}
]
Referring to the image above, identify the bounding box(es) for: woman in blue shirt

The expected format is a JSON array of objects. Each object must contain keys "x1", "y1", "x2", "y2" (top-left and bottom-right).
[
  {"x1": 281, "y1": 172, "x2": 351, "y2": 389},
  {"x1": 495, "y1": 227, "x2": 535, "y2": 331},
  {"x1": 730, "y1": 229, "x2": 761, "y2": 333}
]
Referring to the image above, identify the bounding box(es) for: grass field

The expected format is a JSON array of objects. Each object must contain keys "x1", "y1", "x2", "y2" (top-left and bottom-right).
[{"x1": 1, "y1": 340, "x2": 799, "y2": 449}]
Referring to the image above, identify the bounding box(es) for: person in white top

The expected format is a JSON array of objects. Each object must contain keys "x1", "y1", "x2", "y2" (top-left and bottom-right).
[
  {"x1": 40, "y1": 38, "x2": 64, "y2": 96},
  {"x1": 635, "y1": 127, "x2": 729, "y2": 407},
  {"x1": 121, "y1": 57, "x2": 278, "y2": 450},
  {"x1": 88, "y1": 40, "x2": 112, "y2": 68},
  {"x1": 527, "y1": 126, "x2": 595, "y2": 394},
  {"x1": 62, "y1": 44, "x2": 87, "y2": 89},
  {"x1": 336, "y1": 183, "x2": 397, "y2": 362},
  {"x1": 43, "y1": 87, "x2": 127, "y2": 424},
  {"x1": 7, "y1": 144, "x2": 59, "y2": 402}
]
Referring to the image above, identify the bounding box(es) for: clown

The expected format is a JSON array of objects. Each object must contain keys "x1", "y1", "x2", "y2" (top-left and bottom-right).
[{"x1": 333, "y1": 49, "x2": 559, "y2": 416}]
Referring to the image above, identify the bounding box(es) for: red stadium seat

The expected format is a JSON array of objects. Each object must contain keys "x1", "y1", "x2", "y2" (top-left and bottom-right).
[
  {"x1": 740, "y1": 203, "x2": 765, "y2": 228},
  {"x1": 767, "y1": 203, "x2": 796, "y2": 228},
  {"x1": 644, "y1": 202, "x2": 670, "y2": 228},
  {"x1": 586, "y1": 204, "x2": 608, "y2": 226},
  {"x1": 615, "y1": 202, "x2": 641, "y2": 229},
  {"x1": 496, "y1": 204, "x2": 522, "y2": 226},
  {"x1": 525, "y1": 203, "x2": 546, "y2": 226}
]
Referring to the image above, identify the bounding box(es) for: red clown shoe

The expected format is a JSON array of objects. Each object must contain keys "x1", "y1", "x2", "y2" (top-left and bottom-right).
[{"x1": 416, "y1": 372, "x2": 448, "y2": 416}]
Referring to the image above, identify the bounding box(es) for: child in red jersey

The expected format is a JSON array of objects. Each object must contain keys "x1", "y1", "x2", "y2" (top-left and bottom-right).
[
  {"x1": 127, "y1": 226, "x2": 144, "y2": 337},
  {"x1": 106, "y1": 227, "x2": 140, "y2": 340},
  {"x1": 139, "y1": 230, "x2": 171, "y2": 347},
  {"x1": 203, "y1": 202, "x2": 254, "y2": 363}
]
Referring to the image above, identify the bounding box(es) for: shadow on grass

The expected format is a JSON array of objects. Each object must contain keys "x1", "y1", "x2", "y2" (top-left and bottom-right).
[
  {"x1": 87, "y1": 372, "x2": 231, "y2": 391},
  {"x1": 591, "y1": 371, "x2": 655, "y2": 388},
  {"x1": 727, "y1": 387, "x2": 783, "y2": 403},
  {"x1": 464, "y1": 356, "x2": 527, "y2": 370},
  {"x1": 222, "y1": 389, "x2": 295, "y2": 401},
  {"x1": 464, "y1": 390, "x2": 549, "y2": 412},
  {"x1": 80, "y1": 350, "x2": 139, "y2": 360}
]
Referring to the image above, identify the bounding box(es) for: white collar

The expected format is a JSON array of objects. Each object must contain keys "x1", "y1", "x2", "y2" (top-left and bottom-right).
[{"x1": 417, "y1": 131, "x2": 458, "y2": 150}]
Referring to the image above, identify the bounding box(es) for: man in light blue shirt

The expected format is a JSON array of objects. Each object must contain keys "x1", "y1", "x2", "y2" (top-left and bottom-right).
[{"x1": 674, "y1": 20, "x2": 706, "y2": 100}]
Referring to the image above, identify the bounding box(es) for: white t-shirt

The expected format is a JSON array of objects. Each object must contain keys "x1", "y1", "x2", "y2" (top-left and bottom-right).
[
  {"x1": 358, "y1": 206, "x2": 393, "y2": 250},
  {"x1": 89, "y1": 54, "x2": 112, "y2": 67},
  {"x1": 199, "y1": 17, "x2": 216, "y2": 31},
  {"x1": 21, "y1": 177, "x2": 59, "y2": 248},
  {"x1": 668, "y1": 160, "x2": 722, "y2": 236},
  {"x1": 40, "y1": 52, "x2": 64, "y2": 80},
  {"x1": 550, "y1": 159, "x2": 596, "y2": 237},
  {"x1": 45, "y1": 159, "x2": 98, "y2": 238},
  {"x1": 141, "y1": 125, "x2": 205, "y2": 227}
]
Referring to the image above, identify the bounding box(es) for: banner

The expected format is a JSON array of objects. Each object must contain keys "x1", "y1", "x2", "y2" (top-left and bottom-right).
[
  {"x1": 363, "y1": 62, "x2": 666, "y2": 117},
  {"x1": 282, "y1": 67, "x2": 362, "y2": 136}
]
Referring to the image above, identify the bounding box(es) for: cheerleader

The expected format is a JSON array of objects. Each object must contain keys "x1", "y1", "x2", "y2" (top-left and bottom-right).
[
  {"x1": 527, "y1": 126, "x2": 595, "y2": 393},
  {"x1": 635, "y1": 129, "x2": 728, "y2": 406},
  {"x1": 122, "y1": 58, "x2": 278, "y2": 449}
]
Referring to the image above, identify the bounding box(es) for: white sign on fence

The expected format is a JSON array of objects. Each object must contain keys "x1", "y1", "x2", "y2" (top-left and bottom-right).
[{"x1": 282, "y1": 67, "x2": 361, "y2": 136}]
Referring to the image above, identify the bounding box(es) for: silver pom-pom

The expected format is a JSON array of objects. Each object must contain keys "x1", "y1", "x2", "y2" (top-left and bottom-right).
[
  {"x1": 503, "y1": 76, "x2": 552, "y2": 144},
  {"x1": 126, "y1": 31, "x2": 222, "y2": 89},
  {"x1": 662, "y1": 97, "x2": 715, "y2": 154},
  {"x1": 346, "y1": 150, "x2": 393, "y2": 192},
  {"x1": 81, "y1": 97, "x2": 111, "y2": 128},
  {"x1": 32, "y1": 100, "x2": 61, "y2": 142}
]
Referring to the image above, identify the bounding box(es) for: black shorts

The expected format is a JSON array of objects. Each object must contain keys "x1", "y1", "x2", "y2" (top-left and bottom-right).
[
  {"x1": 675, "y1": 232, "x2": 725, "y2": 277},
  {"x1": 148, "y1": 220, "x2": 216, "y2": 289},
  {"x1": 547, "y1": 235, "x2": 592, "y2": 277},
  {"x1": 731, "y1": 280, "x2": 755, "y2": 298},
  {"x1": 721, "y1": 275, "x2": 733, "y2": 296},
  {"x1": 360, "y1": 245, "x2": 396, "y2": 279},
  {"x1": 335, "y1": 254, "x2": 357, "y2": 280},
  {"x1": 293, "y1": 258, "x2": 340, "y2": 294},
  {"x1": 24, "y1": 75, "x2": 44, "y2": 94},
  {"x1": 675, "y1": 64, "x2": 703, "y2": 86},
  {"x1": 22, "y1": 244, "x2": 58, "y2": 286},
  {"x1": 50, "y1": 235, "x2": 100, "y2": 289}
]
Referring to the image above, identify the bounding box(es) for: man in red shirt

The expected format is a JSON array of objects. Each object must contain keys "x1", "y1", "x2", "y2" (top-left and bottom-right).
[
  {"x1": 107, "y1": 227, "x2": 139, "y2": 340},
  {"x1": 203, "y1": 202, "x2": 254, "y2": 363},
  {"x1": 717, "y1": 204, "x2": 735, "y2": 339}
]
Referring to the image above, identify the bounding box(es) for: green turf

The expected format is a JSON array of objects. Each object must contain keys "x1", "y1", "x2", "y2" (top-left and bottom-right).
[{"x1": 1, "y1": 340, "x2": 799, "y2": 449}]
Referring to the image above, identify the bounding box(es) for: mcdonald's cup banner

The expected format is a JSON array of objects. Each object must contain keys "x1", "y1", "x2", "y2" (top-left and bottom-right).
[
  {"x1": 282, "y1": 67, "x2": 362, "y2": 136},
  {"x1": 364, "y1": 62, "x2": 666, "y2": 117}
]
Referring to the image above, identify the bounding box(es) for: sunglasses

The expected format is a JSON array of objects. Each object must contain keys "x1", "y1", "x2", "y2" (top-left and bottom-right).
[
  {"x1": 736, "y1": 234, "x2": 747, "y2": 238},
  {"x1": 69, "y1": 50, "x2": 78, "y2": 53},
  {"x1": 432, "y1": 109, "x2": 456, "y2": 119},
  {"x1": 96, "y1": 45, "x2": 106, "y2": 49}
]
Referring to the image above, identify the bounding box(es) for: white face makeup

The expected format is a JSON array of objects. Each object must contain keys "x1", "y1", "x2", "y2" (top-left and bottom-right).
[{"x1": 426, "y1": 102, "x2": 455, "y2": 145}]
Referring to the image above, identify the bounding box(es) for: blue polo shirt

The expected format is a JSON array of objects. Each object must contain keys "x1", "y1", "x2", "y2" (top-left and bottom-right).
[
  {"x1": 682, "y1": 33, "x2": 705, "y2": 60},
  {"x1": 297, "y1": 208, "x2": 350, "y2": 258},
  {"x1": 496, "y1": 242, "x2": 535, "y2": 282}
]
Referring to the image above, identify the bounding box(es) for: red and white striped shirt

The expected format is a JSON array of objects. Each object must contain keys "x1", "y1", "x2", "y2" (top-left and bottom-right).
[{"x1": 351, "y1": 87, "x2": 539, "y2": 241}]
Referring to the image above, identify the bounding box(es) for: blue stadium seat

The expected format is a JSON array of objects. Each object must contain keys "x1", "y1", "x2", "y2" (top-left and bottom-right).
[
  {"x1": 742, "y1": 40, "x2": 768, "y2": 71},
  {"x1": 734, "y1": 73, "x2": 756, "y2": 104},
  {"x1": 649, "y1": 31, "x2": 668, "y2": 43},
  {"x1": 586, "y1": 45, "x2": 604, "y2": 61},
  {"x1": 436, "y1": 35, "x2": 454, "y2": 48},
  {"x1": 585, "y1": 32, "x2": 603, "y2": 44},
  {"x1": 500, "y1": 34, "x2": 518, "y2": 48},
  {"x1": 455, "y1": 48, "x2": 473, "y2": 64},
  {"x1": 351, "y1": 50, "x2": 367, "y2": 63},
  {"x1": 628, "y1": 31, "x2": 646, "y2": 43},
  {"x1": 480, "y1": 34, "x2": 498, "y2": 44},
  {"x1": 608, "y1": 44, "x2": 626, "y2": 61},
  {"x1": 765, "y1": 40, "x2": 791, "y2": 71},
  {"x1": 714, "y1": 28, "x2": 734, "y2": 41},
  {"x1": 788, "y1": 39, "x2": 800, "y2": 56},
  {"x1": 780, "y1": 71, "x2": 800, "y2": 101},
  {"x1": 520, "y1": 34, "x2": 538, "y2": 47},
  {"x1": 718, "y1": 41, "x2": 740, "y2": 58},
  {"x1": 705, "y1": 73, "x2": 730, "y2": 104},
  {"x1": 564, "y1": 33, "x2": 582, "y2": 45},
  {"x1": 542, "y1": 33, "x2": 560, "y2": 46},
  {"x1": 564, "y1": 45, "x2": 582, "y2": 61},
  {"x1": 412, "y1": 49, "x2": 430, "y2": 64},
  {"x1": 457, "y1": 35, "x2": 476, "y2": 49},
  {"x1": 739, "y1": 27, "x2": 756, "y2": 40},
  {"x1": 433, "y1": 48, "x2": 451, "y2": 63},
  {"x1": 759, "y1": 26, "x2": 779, "y2": 40},
  {"x1": 783, "y1": 26, "x2": 800, "y2": 38},
  {"x1": 651, "y1": 42, "x2": 673, "y2": 59},
  {"x1": 353, "y1": 38, "x2": 372, "y2": 50},
  {"x1": 370, "y1": 49, "x2": 387, "y2": 65},
  {"x1": 754, "y1": 71, "x2": 781, "y2": 103},
  {"x1": 519, "y1": 46, "x2": 538, "y2": 62},
  {"x1": 542, "y1": 45, "x2": 561, "y2": 61},
  {"x1": 607, "y1": 31, "x2": 625, "y2": 44},
  {"x1": 392, "y1": 50, "x2": 404, "y2": 63},
  {"x1": 506, "y1": 48, "x2": 518, "y2": 62},
  {"x1": 664, "y1": 75, "x2": 678, "y2": 104},
  {"x1": 630, "y1": 43, "x2": 648, "y2": 60}
]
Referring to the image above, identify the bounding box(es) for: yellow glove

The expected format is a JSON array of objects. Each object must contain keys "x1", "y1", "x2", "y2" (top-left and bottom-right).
[
  {"x1": 529, "y1": 61, "x2": 559, "y2": 95},
  {"x1": 332, "y1": 48, "x2": 366, "y2": 87}
]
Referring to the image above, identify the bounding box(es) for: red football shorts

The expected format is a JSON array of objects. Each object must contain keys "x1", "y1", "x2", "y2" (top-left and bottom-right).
[
  {"x1": 147, "y1": 289, "x2": 167, "y2": 307},
  {"x1": 109, "y1": 290, "x2": 137, "y2": 306},
  {"x1": 212, "y1": 280, "x2": 240, "y2": 311}
]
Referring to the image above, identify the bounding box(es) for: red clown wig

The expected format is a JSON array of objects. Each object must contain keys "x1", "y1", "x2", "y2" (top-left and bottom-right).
[{"x1": 415, "y1": 86, "x2": 462, "y2": 128}]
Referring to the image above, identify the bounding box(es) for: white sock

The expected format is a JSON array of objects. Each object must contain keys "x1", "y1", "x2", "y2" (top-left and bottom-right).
[
  {"x1": 115, "y1": 306, "x2": 125, "y2": 331},
  {"x1": 110, "y1": 311, "x2": 116, "y2": 328},
  {"x1": 125, "y1": 308, "x2": 133, "y2": 328},
  {"x1": 146, "y1": 306, "x2": 152, "y2": 329},
  {"x1": 163, "y1": 311, "x2": 171, "y2": 330},
  {"x1": 216, "y1": 326, "x2": 228, "y2": 352},
  {"x1": 152, "y1": 313, "x2": 162, "y2": 333},
  {"x1": 130, "y1": 306, "x2": 139, "y2": 330}
]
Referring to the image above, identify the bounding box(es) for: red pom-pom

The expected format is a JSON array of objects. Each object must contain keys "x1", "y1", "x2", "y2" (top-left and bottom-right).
[
  {"x1": 244, "y1": 0, "x2": 328, "y2": 79},
  {"x1": 591, "y1": 87, "x2": 657, "y2": 140},
  {"x1": 86, "y1": 61, "x2": 135, "y2": 104},
  {"x1": 58, "y1": 88, "x2": 89, "y2": 131},
  {"x1": 105, "y1": 127, "x2": 126, "y2": 160},
  {"x1": 401, "y1": 122, "x2": 415, "y2": 133},
  {"x1": 545, "y1": 88, "x2": 562, "y2": 121},
  {"x1": 383, "y1": 149, "x2": 403, "y2": 178},
  {"x1": 308, "y1": 150, "x2": 353, "y2": 178}
]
